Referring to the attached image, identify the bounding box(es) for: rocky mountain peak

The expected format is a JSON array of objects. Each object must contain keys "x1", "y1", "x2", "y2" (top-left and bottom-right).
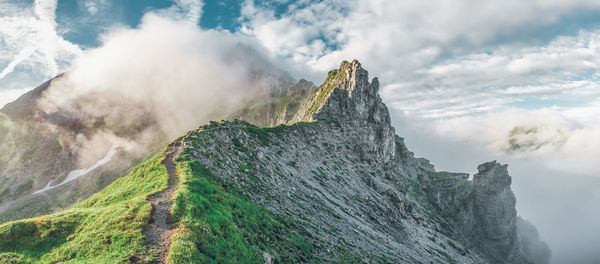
[
  {"x1": 292, "y1": 60, "x2": 396, "y2": 162},
  {"x1": 474, "y1": 160, "x2": 512, "y2": 194},
  {"x1": 296, "y1": 60, "x2": 391, "y2": 125}
]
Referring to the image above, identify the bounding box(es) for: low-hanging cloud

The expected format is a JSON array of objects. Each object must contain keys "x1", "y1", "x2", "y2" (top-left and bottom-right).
[
  {"x1": 391, "y1": 106, "x2": 600, "y2": 264},
  {"x1": 37, "y1": 13, "x2": 291, "y2": 165}
]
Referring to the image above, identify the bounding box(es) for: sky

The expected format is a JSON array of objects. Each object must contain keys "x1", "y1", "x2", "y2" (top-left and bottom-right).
[{"x1": 1, "y1": 0, "x2": 600, "y2": 263}]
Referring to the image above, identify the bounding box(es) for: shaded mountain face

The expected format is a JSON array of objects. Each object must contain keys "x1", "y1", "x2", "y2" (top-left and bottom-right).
[
  {"x1": 0, "y1": 50, "x2": 312, "y2": 222},
  {"x1": 178, "y1": 60, "x2": 550, "y2": 263},
  {"x1": 0, "y1": 59, "x2": 549, "y2": 263},
  {"x1": 0, "y1": 74, "x2": 169, "y2": 222}
]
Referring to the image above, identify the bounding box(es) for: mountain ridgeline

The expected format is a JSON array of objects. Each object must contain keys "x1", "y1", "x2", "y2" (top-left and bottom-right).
[{"x1": 0, "y1": 60, "x2": 549, "y2": 263}]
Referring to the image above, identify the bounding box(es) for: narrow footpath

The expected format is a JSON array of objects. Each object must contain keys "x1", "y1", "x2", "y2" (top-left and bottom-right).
[{"x1": 143, "y1": 142, "x2": 181, "y2": 263}]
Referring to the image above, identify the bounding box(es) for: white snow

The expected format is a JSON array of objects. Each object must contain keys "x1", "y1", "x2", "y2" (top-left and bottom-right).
[{"x1": 32, "y1": 145, "x2": 118, "y2": 194}]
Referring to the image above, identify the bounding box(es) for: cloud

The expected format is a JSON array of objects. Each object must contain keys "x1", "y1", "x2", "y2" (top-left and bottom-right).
[
  {"x1": 37, "y1": 13, "x2": 290, "y2": 165},
  {"x1": 155, "y1": 0, "x2": 204, "y2": 24},
  {"x1": 391, "y1": 108, "x2": 600, "y2": 264},
  {"x1": 0, "y1": 46, "x2": 37, "y2": 80},
  {"x1": 83, "y1": 0, "x2": 102, "y2": 15},
  {"x1": 0, "y1": 0, "x2": 83, "y2": 96},
  {"x1": 0, "y1": 0, "x2": 206, "y2": 107},
  {"x1": 240, "y1": 0, "x2": 600, "y2": 69},
  {"x1": 0, "y1": 87, "x2": 34, "y2": 109}
]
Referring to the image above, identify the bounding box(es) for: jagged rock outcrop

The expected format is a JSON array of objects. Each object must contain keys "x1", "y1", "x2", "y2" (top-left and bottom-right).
[
  {"x1": 295, "y1": 60, "x2": 396, "y2": 162},
  {"x1": 470, "y1": 161, "x2": 520, "y2": 262},
  {"x1": 177, "y1": 60, "x2": 549, "y2": 263}
]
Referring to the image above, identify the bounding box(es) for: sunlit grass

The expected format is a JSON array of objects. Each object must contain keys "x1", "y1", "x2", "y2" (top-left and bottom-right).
[{"x1": 0, "y1": 152, "x2": 168, "y2": 263}]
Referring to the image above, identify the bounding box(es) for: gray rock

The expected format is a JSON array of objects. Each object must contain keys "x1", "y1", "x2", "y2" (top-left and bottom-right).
[{"x1": 179, "y1": 60, "x2": 550, "y2": 263}]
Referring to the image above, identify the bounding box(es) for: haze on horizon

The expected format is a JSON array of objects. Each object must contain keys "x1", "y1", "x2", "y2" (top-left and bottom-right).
[{"x1": 1, "y1": 0, "x2": 599, "y2": 263}]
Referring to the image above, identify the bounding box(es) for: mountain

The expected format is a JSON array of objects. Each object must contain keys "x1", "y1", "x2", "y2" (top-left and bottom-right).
[
  {"x1": 0, "y1": 60, "x2": 549, "y2": 263},
  {"x1": 0, "y1": 74, "x2": 166, "y2": 223},
  {"x1": 0, "y1": 48, "x2": 307, "y2": 223}
]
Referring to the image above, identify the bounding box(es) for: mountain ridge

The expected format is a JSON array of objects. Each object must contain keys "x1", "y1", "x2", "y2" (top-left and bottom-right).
[{"x1": 0, "y1": 60, "x2": 549, "y2": 263}]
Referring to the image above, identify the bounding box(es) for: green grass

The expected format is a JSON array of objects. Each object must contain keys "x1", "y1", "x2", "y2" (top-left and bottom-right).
[
  {"x1": 168, "y1": 158, "x2": 314, "y2": 263},
  {"x1": 327, "y1": 69, "x2": 338, "y2": 79},
  {"x1": 0, "y1": 152, "x2": 169, "y2": 263},
  {"x1": 302, "y1": 65, "x2": 347, "y2": 121},
  {"x1": 428, "y1": 171, "x2": 456, "y2": 181}
]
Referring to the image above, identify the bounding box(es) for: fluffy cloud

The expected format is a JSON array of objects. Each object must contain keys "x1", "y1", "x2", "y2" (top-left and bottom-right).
[
  {"x1": 0, "y1": 0, "x2": 205, "y2": 100},
  {"x1": 36, "y1": 13, "x2": 292, "y2": 168},
  {"x1": 156, "y1": 0, "x2": 204, "y2": 25},
  {"x1": 240, "y1": 0, "x2": 600, "y2": 71},
  {"x1": 0, "y1": 0, "x2": 82, "y2": 91},
  {"x1": 389, "y1": 30, "x2": 600, "y2": 118},
  {"x1": 239, "y1": 0, "x2": 600, "y2": 162}
]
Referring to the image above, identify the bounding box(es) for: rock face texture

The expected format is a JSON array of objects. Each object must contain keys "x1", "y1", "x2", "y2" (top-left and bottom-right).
[
  {"x1": 177, "y1": 60, "x2": 550, "y2": 263},
  {"x1": 471, "y1": 161, "x2": 519, "y2": 262},
  {"x1": 294, "y1": 61, "x2": 396, "y2": 163}
]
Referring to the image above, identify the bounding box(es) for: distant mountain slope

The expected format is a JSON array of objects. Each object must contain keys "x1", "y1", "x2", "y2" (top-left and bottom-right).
[
  {"x1": 228, "y1": 79, "x2": 316, "y2": 127},
  {"x1": 0, "y1": 60, "x2": 549, "y2": 263}
]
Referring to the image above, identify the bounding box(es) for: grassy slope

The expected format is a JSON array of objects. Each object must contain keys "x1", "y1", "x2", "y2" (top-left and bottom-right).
[
  {"x1": 0, "y1": 125, "x2": 322, "y2": 263},
  {"x1": 0, "y1": 152, "x2": 169, "y2": 263},
  {"x1": 168, "y1": 122, "x2": 375, "y2": 263},
  {"x1": 167, "y1": 152, "x2": 314, "y2": 263}
]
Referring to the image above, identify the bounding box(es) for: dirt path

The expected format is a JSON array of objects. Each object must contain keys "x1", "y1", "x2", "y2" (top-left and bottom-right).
[{"x1": 143, "y1": 142, "x2": 181, "y2": 263}]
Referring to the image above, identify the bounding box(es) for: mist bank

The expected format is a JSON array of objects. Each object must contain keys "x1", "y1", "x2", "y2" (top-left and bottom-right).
[
  {"x1": 0, "y1": 13, "x2": 301, "y2": 221},
  {"x1": 34, "y1": 14, "x2": 300, "y2": 165},
  {"x1": 390, "y1": 109, "x2": 600, "y2": 264}
]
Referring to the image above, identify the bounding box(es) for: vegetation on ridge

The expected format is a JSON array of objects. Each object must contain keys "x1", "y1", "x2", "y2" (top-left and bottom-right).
[
  {"x1": 0, "y1": 153, "x2": 169, "y2": 263},
  {"x1": 168, "y1": 158, "x2": 314, "y2": 263}
]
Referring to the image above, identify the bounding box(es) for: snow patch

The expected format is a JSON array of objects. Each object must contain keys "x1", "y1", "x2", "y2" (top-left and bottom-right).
[{"x1": 33, "y1": 145, "x2": 118, "y2": 194}]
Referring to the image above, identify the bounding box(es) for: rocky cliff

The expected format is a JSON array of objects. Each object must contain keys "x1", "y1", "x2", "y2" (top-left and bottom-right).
[{"x1": 176, "y1": 60, "x2": 550, "y2": 263}]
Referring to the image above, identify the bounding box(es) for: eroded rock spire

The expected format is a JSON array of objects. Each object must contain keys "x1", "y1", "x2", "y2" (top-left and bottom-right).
[{"x1": 295, "y1": 60, "x2": 396, "y2": 162}]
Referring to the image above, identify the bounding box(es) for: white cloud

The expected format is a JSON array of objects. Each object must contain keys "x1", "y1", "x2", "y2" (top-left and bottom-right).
[
  {"x1": 0, "y1": 0, "x2": 83, "y2": 97},
  {"x1": 0, "y1": 0, "x2": 206, "y2": 107},
  {"x1": 155, "y1": 0, "x2": 204, "y2": 25},
  {"x1": 240, "y1": 0, "x2": 600, "y2": 117},
  {"x1": 39, "y1": 13, "x2": 285, "y2": 143},
  {"x1": 84, "y1": 0, "x2": 99, "y2": 15},
  {"x1": 0, "y1": 87, "x2": 34, "y2": 109},
  {"x1": 0, "y1": 46, "x2": 36, "y2": 80}
]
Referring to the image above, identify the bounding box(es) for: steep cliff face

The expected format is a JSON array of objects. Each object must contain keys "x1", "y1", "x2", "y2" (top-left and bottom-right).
[
  {"x1": 470, "y1": 162, "x2": 519, "y2": 262},
  {"x1": 175, "y1": 60, "x2": 550, "y2": 263}
]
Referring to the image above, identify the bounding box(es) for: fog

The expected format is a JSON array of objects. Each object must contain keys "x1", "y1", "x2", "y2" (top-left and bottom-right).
[
  {"x1": 35, "y1": 13, "x2": 291, "y2": 166},
  {"x1": 390, "y1": 109, "x2": 600, "y2": 264}
]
